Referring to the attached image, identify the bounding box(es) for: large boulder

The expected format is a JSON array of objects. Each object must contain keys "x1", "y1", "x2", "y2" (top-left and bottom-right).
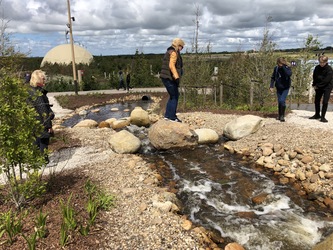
[
  {"x1": 111, "y1": 118, "x2": 130, "y2": 129},
  {"x1": 194, "y1": 128, "x2": 219, "y2": 144},
  {"x1": 73, "y1": 119, "x2": 98, "y2": 128},
  {"x1": 223, "y1": 115, "x2": 263, "y2": 140},
  {"x1": 130, "y1": 107, "x2": 150, "y2": 127},
  {"x1": 148, "y1": 119, "x2": 197, "y2": 150},
  {"x1": 108, "y1": 130, "x2": 141, "y2": 154}
]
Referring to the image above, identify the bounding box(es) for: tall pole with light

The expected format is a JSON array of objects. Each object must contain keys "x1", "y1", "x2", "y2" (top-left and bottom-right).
[{"x1": 66, "y1": 0, "x2": 78, "y2": 95}]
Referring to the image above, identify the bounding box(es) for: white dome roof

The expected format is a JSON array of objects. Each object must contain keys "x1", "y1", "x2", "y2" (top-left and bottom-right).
[{"x1": 41, "y1": 44, "x2": 93, "y2": 67}]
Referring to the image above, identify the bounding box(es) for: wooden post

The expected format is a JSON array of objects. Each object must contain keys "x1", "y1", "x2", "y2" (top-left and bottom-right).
[
  {"x1": 220, "y1": 83, "x2": 223, "y2": 106},
  {"x1": 67, "y1": 0, "x2": 78, "y2": 95}
]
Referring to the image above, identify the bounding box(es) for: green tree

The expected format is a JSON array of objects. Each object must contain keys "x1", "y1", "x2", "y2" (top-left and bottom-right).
[
  {"x1": 132, "y1": 49, "x2": 157, "y2": 87},
  {"x1": 291, "y1": 34, "x2": 321, "y2": 105},
  {"x1": 0, "y1": 69, "x2": 46, "y2": 208},
  {"x1": 0, "y1": 2, "x2": 46, "y2": 208}
]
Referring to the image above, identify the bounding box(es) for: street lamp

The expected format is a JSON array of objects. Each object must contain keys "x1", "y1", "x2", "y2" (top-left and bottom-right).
[{"x1": 66, "y1": 0, "x2": 78, "y2": 95}]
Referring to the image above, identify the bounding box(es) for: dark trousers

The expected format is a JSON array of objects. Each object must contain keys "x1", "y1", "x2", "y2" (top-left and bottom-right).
[
  {"x1": 314, "y1": 88, "x2": 332, "y2": 118},
  {"x1": 118, "y1": 80, "x2": 125, "y2": 90},
  {"x1": 36, "y1": 137, "x2": 50, "y2": 163},
  {"x1": 162, "y1": 78, "x2": 179, "y2": 120}
]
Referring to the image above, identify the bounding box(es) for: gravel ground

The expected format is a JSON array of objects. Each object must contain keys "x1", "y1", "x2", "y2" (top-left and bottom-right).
[{"x1": 49, "y1": 97, "x2": 333, "y2": 249}]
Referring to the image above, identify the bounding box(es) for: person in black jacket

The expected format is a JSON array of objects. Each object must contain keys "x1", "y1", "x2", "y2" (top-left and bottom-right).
[
  {"x1": 270, "y1": 57, "x2": 292, "y2": 122},
  {"x1": 309, "y1": 55, "x2": 333, "y2": 123},
  {"x1": 28, "y1": 70, "x2": 54, "y2": 163},
  {"x1": 159, "y1": 38, "x2": 185, "y2": 122}
]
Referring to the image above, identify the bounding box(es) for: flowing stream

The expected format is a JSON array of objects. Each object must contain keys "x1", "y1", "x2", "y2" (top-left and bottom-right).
[
  {"x1": 144, "y1": 144, "x2": 333, "y2": 250},
  {"x1": 62, "y1": 102, "x2": 333, "y2": 249}
]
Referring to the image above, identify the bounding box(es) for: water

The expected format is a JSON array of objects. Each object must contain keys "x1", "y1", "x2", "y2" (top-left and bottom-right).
[
  {"x1": 61, "y1": 100, "x2": 152, "y2": 127},
  {"x1": 146, "y1": 144, "x2": 333, "y2": 250},
  {"x1": 61, "y1": 101, "x2": 333, "y2": 249}
]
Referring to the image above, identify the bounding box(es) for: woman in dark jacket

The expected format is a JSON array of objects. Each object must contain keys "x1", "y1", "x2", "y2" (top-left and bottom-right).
[
  {"x1": 160, "y1": 38, "x2": 185, "y2": 122},
  {"x1": 309, "y1": 55, "x2": 333, "y2": 123},
  {"x1": 270, "y1": 57, "x2": 292, "y2": 122},
  {"x1": 28, "y1": 70, "x2": 54, "y2": 163}
]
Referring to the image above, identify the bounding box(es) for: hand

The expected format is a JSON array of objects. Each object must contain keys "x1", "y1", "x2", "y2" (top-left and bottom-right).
[
  {"x1": 175, "y1": 78, "x2": 180, "y2": 86},
  {"x1": 270, "y1": 87, "x2": 274, "y2": 92}
]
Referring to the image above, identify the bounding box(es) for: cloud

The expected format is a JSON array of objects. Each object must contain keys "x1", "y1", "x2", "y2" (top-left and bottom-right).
[{"x1": 3, "y1": 0, "x2": 333, "y2": 56}]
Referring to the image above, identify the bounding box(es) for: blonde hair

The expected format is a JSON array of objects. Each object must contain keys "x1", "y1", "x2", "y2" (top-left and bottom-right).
[
  {"x1": 172, "y1": 38, "x2": 185, "y2": 51},
  {"x1": 30, "y1": 70, "x2": 46, "y2": 87}
]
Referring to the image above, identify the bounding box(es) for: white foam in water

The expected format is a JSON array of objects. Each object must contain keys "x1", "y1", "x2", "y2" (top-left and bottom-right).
[
  {"x1": 255, "y1": 194, "x2": 291, "y2": 215},
  {"x1": 182, "y1": 179, "x2": 212, "y2": 193}
]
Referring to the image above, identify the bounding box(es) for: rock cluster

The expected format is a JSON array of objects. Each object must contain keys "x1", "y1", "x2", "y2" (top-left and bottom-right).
[{"x1": 224, "y1": 140, "x2": 333, "y2": 210}]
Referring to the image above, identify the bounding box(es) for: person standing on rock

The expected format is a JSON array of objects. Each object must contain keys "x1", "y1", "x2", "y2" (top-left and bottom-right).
[
  {"x1": 160, "y1": 38, "x2": 185, "y2": 122},
  {"x1": 28, "y1": 69, "x2": 55, "y2": 164},
  {"x1": 309, "y1": 55, "x2": 333, "y2": 123},
  {"x1": 270, "y1": 57, "x2": 292, "y2": 122}
]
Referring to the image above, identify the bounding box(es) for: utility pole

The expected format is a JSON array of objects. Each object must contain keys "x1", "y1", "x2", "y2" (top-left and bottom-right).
[{"x1": 67, "y1": 0, "x2": 78, "y2": 95}]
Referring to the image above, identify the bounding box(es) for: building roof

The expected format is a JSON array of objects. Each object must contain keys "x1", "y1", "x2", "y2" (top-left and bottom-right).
[{"x1": 40, "y1": 44, "x2": 93, "y2": 67}]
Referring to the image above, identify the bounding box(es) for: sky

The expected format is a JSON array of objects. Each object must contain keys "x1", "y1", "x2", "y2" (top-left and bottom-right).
[{"x1": 2, "y1": 0, "x2": 333, "y2": 57}]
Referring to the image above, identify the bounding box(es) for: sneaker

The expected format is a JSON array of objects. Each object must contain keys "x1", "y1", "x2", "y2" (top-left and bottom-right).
[
  {"x1": 320, "y1": 117, "x2": 328, "y2": 123},
  {"x1": 174, "y1": 117, "x2": 182, "y2": 123},
  {"x1": 309, "y1": 115, "x2": 321, "y2": 119}
]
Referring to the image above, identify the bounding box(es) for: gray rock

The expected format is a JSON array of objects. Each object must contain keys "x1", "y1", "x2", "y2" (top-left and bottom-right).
[
  {"x1": 108, "y1": 130, "x2": 141, "y2": 154},
  {"x1": 223, "y1": 115, "x2": 264, "y2": 140},
  {"x1": 148, "y1": 119, "x2": 197, "y2": 150}
]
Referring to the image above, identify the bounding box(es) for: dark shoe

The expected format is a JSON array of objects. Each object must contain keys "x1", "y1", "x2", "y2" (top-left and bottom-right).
[
  {"x1": 280, "y1": 116, "x2": 285, "y2": 122},
  {"x1": 309, "y1": 115, "x2": 321, "y2": 119},
  {"x1": 320, "y1": 117, "x2": 328, "y2": 123},
  {"x1": 174, "y1": 117, "x2": 182, "y2": 123}
]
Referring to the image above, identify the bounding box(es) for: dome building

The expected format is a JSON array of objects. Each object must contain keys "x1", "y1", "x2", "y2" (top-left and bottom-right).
[{"x1": 40, "y1": 44, "x2": 93, "y2": 67}]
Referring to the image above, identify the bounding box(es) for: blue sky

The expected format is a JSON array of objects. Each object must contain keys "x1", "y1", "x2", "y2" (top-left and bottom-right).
[{"x1": 3, "y1": 0, "x2": 333, "y2": 57}]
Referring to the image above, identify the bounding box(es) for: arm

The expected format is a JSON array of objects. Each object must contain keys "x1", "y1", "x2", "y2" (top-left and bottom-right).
[
  {"x1": 312, "y1": 67, "x2": 318, "y2": 87},
  {"x1": 169, "y1": 51, "x2": 179, "y2": 79},
  {"x1": 34, "y1": 94, "x2": 53, "y2": 129},
  {"x1": 270, "y1": 67, "x2": 276, "y2": 89}
]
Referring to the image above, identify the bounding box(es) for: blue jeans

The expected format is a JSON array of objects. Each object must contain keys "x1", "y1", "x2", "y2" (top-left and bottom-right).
[
  {"x1": 276, "y1": 88, "x2": 289, "y2": 107},
  {"x1": 162, "y1": 78, "x2": 179, "y2": 120}
]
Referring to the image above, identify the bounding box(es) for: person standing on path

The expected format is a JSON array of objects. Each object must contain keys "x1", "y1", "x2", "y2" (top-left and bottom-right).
[
  {"x1": 309, "y1": 55, "x2": 333, "y2": 123},
  {"x1": 160, "y1": 38, "x2": 185, "y2": 122},
  {"x1": 126, "y1": 71, "x2": 132, "y2": 92},
  {"x1": 270, "y1": 57, "x2": 292, "y2": 122},
  {"x1": 28, "y1": 70, "x2": 55, "y2": 164},
  {"x1": 118, "y1": 70, "x2": 125, "y2": 90}
]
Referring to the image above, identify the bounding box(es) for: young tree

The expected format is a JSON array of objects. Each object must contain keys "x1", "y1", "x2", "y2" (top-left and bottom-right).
[
  {"x1": 180, "y1": 4, "x2": 216, "y2": 109},
  {"x1": 291, "y1": 34, "x2": 321, "y2": 105},
  {"x1": 0, "y1": 69, "x2": 47, "y2": 208},
  {"x1": 0, "y1": 1, "x2": 46, "y2": 208}
]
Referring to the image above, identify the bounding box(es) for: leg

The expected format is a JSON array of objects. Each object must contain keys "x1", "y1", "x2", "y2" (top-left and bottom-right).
[
  {"x1": 309, "y1": 89, "x2": 323, "y2": 119},
  {"x1": 162, "y1": 78, "x2": 179, "y2": 120},
  {"x1": 320, "y1": 88, "x2": 332, "y2": 122},
  {"x1": 277, "y1": 88, "x2": 289, "y2": 122},
  {"x1": 35, "y1": 137, "x2": 50, "y2": 163}
]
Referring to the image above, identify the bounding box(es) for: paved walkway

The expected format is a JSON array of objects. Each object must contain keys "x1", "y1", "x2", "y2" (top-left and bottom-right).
[
  {"x1": 48, "y1": 88, "x2": 333, "y2": 123},
  {"x1": 289, "y1": 103, "x2": 333, "y2": 112}
]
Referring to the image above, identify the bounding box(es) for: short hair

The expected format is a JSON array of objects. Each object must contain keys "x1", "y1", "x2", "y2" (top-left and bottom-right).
[
  {"x1": 30, "y1": 70, "x2": 46, "y2": 87},
  {"x1": 319, "y1": 55, "x2": 328, "y2": 63}
]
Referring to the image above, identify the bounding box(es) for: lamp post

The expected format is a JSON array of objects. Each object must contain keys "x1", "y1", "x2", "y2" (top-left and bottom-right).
[{"x1": 66, "y1": 0, "x2": 78, "y2": 95}]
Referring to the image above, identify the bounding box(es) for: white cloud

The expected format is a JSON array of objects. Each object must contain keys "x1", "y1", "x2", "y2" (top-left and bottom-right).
[{"x1": 3, "y1": 0, "x2": 333, "y2": 56}]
